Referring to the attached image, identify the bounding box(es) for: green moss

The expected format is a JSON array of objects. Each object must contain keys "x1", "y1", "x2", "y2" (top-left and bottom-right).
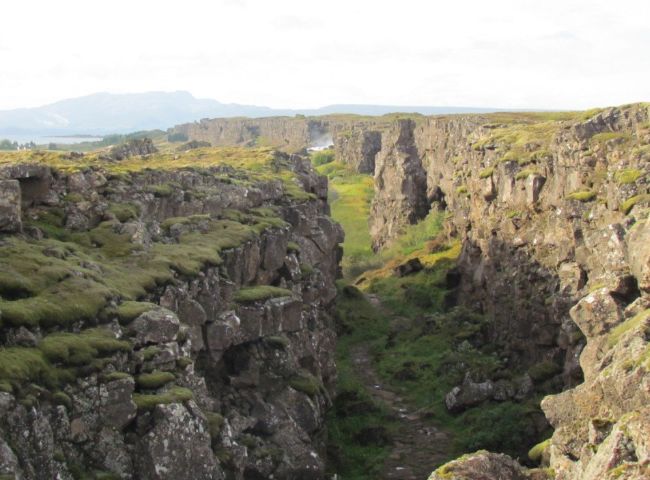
[
  {"x1": 478, "y1": 167, "x2": 494, "y2": 179},
  {"x1": 528, "y1": 438, "x2": 551, "y2": 462},
  {"x1": 160, "y1": 214, "x2": 211, "y2": 231},
  {"x1": 141, "y1": 346, "x2": 161, "y2": 361},
  {"x1": 620, "y1": 194, "x2": 650, "y2": 214},
  {"x1": 608, "y1": 309, "x2": 650, "y2": 347},
  {"x1": 108, "y1": 202, "x2": 140, "y2": 222},
  {"x1": 101, "y1": 371, "x2": 131, "y2": 383},
  {"x1": 145, "y1": 183, "x2": 175, "y2": 197},
  {"x1": 456, "y1": 185, "x2": 468, "y2": 195},
  {"x1": 206, "y1": 412, "x2": 225, "y2": 440},
  {"x1": 176, "y1": 357, "x2": 193, "y2": 369},
  {"x1": 136, "y1": 371, "x2": 175, "y2": 389},
  {"x1": 113, "y1": 301, "x2": 159, "y2": 324},
  {"x1": 52, "y1": 391, "x2": 72, "y2": 409},
  {"x1": 591, "y1": 131, "x2": 631, "y2": 144},
  {"x1": 310, "y1": 149, "x2": 335, "y2": 166},
  {"x1": 234, "y1": 286, "x2": 293, "y2": 304},
  {"x1": 567, "y1": 190, "x2": 597, "y2": 202},
  {"x1": 515, "y1": 168, "x2": 538, "y2": 180},
  {"x1": 133, "y1": 386, "x2": 194, "y2": 410},
  {"x1": 39, "y1": 329, "x2": 130, "y2": 366},
  {"x1": 615, "y1": 169, "x2": 643, "y2": 185},
  {"x1": 288, "y1": 371, "x2": 322, "y2": 396},
  {"x1": 287, "y1": 241, "x2": 301, "y2": 253},
  {"x1": 528, "y1": 360, "x2": 562, "y2": 382}
]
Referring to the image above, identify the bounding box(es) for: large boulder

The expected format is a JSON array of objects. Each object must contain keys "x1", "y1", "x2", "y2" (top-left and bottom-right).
[
  {"x1": 136, "y1": 402, "x2": 223, "y2": 480},
  {"x1": 427, "y1": 451, "x2": 534, "y2": 480},
  {"x1": 128, "y1": 308, "x2": 180, "y2": 347}
]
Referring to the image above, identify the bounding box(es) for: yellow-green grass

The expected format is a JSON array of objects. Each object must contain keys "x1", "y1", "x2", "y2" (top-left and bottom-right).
[
  {"x1": 233, "y1": 286, "x2": 293, "y2": 304},
  {"x1": 567, "y1": 189, "x2": 597, "y2": 202},
  {"x1": 0, "y1": 328, "x2": 130, "y2": 391},
  {"x1": 317, "y1": 161, "x2": 377, "y2": 278},
  {"x1": 620, "y1": 194, "x2": 650, "y2": 214},
  {"x1": 615, "y1": 169, "x2": 644, "y2": 185},
  {"x1": 133, "y1": 386, "x2": 194, "y2": 411}
]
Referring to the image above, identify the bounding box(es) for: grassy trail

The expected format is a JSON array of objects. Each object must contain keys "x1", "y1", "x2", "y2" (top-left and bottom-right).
[{"x1": 319, "y1": 156, "x2": 549, "y2": 479}]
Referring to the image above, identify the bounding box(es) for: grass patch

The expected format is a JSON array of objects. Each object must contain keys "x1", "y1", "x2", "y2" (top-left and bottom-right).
[
  {"x1": 108, "y1": 203, "x2": 140, "y2": 222},
  {"x1": 567, "y1": 190, "x2": 597, "y2": 202},
  {"x1": 620, "y1": 194, "x2": 650, "y2": 214},
  {"x1": 478, "y1": 167, "x2": 494, "y2": 179},
  {"x1": 136, "y1": 371, "x2": 175, "y2": 389},
  {"x1": 133, "y1": 386, "x2": 194, "y2": 411},
  {"x1": 40, "y1": 328, "x2": 130, "y2": 366},
  {"x1": 233, "y1": 286, "x2": 293, "y2": 304},
  {"x1": 515, "y1": 168, "x2": 538, "y2": 180},
  {"x1": 528, "y1": 438, "x2": 551, "y2": 462},
  {"x1": 0, "y1": 328, "x2": 129, "y2": 391},
  {"x1": 317, "y1": 162, "x2": 376, "y2": 278},
  {"x1": 310, "y1": 149, "x2": 335, "y2": 166},
  {"x1": 608, "y1": 309, "x2": 650, "y2": 348},
  {"x1": 288, "y1": 370, "x2": 322, "y2": 396},
  {"x1": 615, "y1": 169, "x2": 643, "y2": 185},
  {"x1": 112, "y1": 301, "x2": 159, "y2": 324}
]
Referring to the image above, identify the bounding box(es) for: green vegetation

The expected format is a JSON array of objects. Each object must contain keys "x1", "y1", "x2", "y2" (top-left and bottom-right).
[
  {"x1": 112, "y1": 301, "x2": 159, "y2": 324},
  {"x1": 132, "y1": 386, "x2": 194, "y2": 410},
  {"x1": 136, "y1": 371, "x2": 176, "y2": 389},
  {"x1": 456, "y1": 185, "x2": 468, "y2": 195},
  {"x1": 515, "y1": 168, "x2": 538, "y2": 180},
  {"x1": 608, "y1": 309, "x2": 650, "y2": 348},
  {"x1": 620, "y1": 194, "x2": 650, "y2": 214},
  {"x1": 478, "y1": 167, "x2": 494, "y2": 179},
  {"x1": 233, "y1": 286, "x2": 293, "y2": 303},
  {"x1": 615, "y1": 168, "x2": 643, "y2": 185},
  {"x1": 108, "y1": 203, "x2": 140, "y2": 222},
  {"x1": 326, "y1": 286, "x2": 397, "y2": 479},
  {"x1": 288, "y1": 370, "x2": 322, "y2": 396},
  {"x1": 316, "y1": 161, "x2": 377, "y2": 278},
  {"x1": 567, "y1": 189, "x2": 597, "y2": 202},
  {"x1": 0, "y1": 328, "x2": 130, "y2": 392},
  {"x1": 310, "y1": 149, "x2": 336, "y2": 166},
  {"x1": 590, "y1": 131, "x2": 632, "y2": 144},
  {"x1": 528, "y1": 438, "x2": 551, "y2": 462}
]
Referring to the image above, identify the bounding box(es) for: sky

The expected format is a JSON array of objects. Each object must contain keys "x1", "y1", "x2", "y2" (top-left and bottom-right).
[{"x1": 1, "y1": 0, "x2": 649, "y2": 111}]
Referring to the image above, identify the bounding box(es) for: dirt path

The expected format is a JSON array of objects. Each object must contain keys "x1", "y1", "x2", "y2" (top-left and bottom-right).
[{"x1": 350, "y1": 296, "x2": 453, "y2": 480}]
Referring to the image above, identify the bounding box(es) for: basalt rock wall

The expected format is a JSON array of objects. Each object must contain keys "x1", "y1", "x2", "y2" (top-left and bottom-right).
[
  {"x1": 366, "y1": 105, "x2": 650, "y2": 480},
  {"x1": 0, "y1": 151, "x2": 343, "y2": 480}
]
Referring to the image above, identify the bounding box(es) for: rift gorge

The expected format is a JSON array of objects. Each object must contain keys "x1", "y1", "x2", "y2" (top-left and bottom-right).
[{"x1": 0, "y1": 104, "x2": 649, "y2": 480}]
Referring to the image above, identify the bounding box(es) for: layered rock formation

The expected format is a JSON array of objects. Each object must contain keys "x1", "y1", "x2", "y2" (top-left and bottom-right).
[
  {"x1": 0, "y1": 148, "x2": 342, "y2": 479},
  {"x1": 363, "y1": 105, "x2": 650, "y2": 479}
]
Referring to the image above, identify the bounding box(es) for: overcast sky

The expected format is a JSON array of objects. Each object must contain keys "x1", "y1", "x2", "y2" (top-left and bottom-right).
[{"x1": 1, "y1": 0, "x2": 649, "y2": 111}]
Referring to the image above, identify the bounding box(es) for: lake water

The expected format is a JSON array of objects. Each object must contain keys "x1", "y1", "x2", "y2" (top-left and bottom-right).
[{"x1": 0, "y1": 134, "x2": 103, "y2": 145}]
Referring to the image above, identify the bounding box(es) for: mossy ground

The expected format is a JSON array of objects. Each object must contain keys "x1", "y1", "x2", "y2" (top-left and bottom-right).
[
  {"x1": 0, "y1": 146, "x2": 316, "y2": 402},
  {"x1": 316, "y1": 161, "x2": 377, "y2": 278}
]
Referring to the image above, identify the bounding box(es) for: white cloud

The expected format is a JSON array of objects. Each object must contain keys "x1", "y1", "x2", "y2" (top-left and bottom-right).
[{"x1": 0, "y1": 0, "x2": 648, "y2": 110}]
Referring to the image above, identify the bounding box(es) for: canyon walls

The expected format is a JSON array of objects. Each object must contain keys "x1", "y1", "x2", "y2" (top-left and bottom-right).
[
  {"x1": 0, "y1": 149, "x2": 343, "y2": 479},
  {"x1": 364, "y1": 105, "x2": 650, "y2": 479}
]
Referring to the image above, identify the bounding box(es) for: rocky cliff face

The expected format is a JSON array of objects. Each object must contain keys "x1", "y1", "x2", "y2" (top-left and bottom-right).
[
  {"x1": 168, "y1": 117, "x2": 329, "y2": 152},
  {"x1": 362, "y1": 105, "x2": 650, "y2": 479},
  {"x1": 0, "y1": 148, "x2": 343, "y2": 479}
]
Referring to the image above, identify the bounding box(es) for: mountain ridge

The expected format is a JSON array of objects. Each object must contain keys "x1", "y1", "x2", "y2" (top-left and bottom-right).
[{"x1": 0, "y1": 91, "x2": 515, "y2": 136}]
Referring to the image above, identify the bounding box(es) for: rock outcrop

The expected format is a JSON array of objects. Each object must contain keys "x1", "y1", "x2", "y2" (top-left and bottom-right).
[
  {"x1": 361, "y1": 104, "x2": 650, "y2": 479},
  {"x1": 0, "y1": 147, "x2": 343, "y2": 479}
]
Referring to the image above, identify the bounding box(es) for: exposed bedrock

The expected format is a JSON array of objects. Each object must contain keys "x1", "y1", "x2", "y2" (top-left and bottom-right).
[
  {"x1": 0, "y1": 152, "x2": 343, "y2": 479},
  {"x1": 367, "y1": 105, "x2": 650, "y2": 479}
]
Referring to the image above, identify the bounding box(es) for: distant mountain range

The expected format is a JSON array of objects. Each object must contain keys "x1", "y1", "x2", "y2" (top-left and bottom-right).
[{"x1": 0, "y1": 91, "x2": 508, "y2": 137}]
